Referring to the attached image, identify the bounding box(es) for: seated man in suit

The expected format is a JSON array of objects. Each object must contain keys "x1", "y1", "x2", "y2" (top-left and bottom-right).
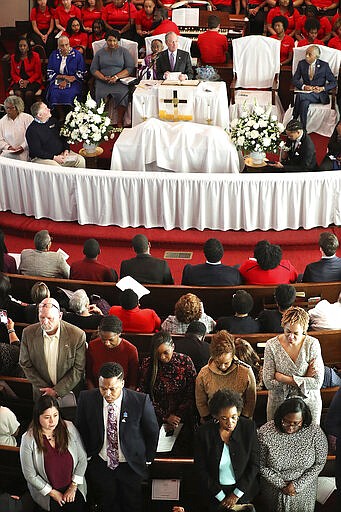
[
  {"x1": 77, "y1": 361, "x2": 159, "y2": 512},
  {"x1": 268, "y1": 119, "x2": 317, "y2": 171},
  {"x1": 19, "y1": 229, "x2": 70, "y2": 278},
  {"x1": 302, "y1": 231, "x2": 341, "y2": 282},
  {"x1": 292, "y1": 44, "x2": 337, "y2": 129},
  {"x1": 120, "y1": 234, "x2": 174, "y2": 284},
  {"x1": 19, "y1": 297, "x2": 86, "y2": 401},
  {"x1": 181, "y1": 238, "x2": 242, "y2": 286},
  {"x1": 156, "y1": 31, "x2": 193, "y2": 81}
]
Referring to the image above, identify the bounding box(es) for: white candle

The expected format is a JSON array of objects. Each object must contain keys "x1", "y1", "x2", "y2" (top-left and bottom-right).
[
  {"x1": 142, "y1": 102, "x2": 146, "y2": 119},
  {"x1": 207, "y1": 104, "x2": 211, "y2": 121}
]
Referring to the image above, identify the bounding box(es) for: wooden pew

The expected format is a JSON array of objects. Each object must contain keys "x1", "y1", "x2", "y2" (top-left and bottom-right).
[{"x1": 6, "y1": 273, "x2": 341, "y2": 321}]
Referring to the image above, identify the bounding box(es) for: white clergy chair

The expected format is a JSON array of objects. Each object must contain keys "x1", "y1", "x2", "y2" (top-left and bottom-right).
[
  {"x1": 92, "y1": 38, "x2": 138, "y2": 126},
  {"x1": 229, "y1": 35, "x2": 284, "y2": 122},
  {"x1": 145, "y1": 34, "x2": 192, "y2": 58},
  {"x1": 92, "y1": 38, "x2": 139, "y2": 70},
  {"x1": 282, "y1": 45, "x2": 341, "y2": 137}
]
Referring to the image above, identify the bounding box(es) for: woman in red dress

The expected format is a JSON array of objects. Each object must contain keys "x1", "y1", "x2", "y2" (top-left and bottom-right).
[
  {"x1": 267, "y1": 0, "x2": 300, "y2": 38},
  {"x1": 54, "y1": 0, "x2": 82, "y2": 32},
  {"x1": 64, "y1": 17, "x2": 88, "y2": 53},
  {"x1": 10, "y1": 37, "x2": 43, "y2": 112},
  {"x1": 30, "y1": 0, "x2": 55, "y2": 56},
  {"x1": 82, "y1": 0, "x2": 103, "y2": 33},
  {"x1": 270, "y1": 15, "x2": 294, "y2": 66}
]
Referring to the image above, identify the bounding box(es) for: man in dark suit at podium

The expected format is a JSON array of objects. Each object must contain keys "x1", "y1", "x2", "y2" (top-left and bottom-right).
[
  {"x1": 77, "y1": 362, "x2": 159, "y2": 512},
  {"x1": 181, "y1": 238, "x2": 242, "y2": 286},
  {"x1": 292, "y1": 45, "x2": 337, "y2": 129},
  {"x1": 156, "y1": 31, "x2": 193, "y2": 80},
  {"x1": 303, "y1": 232, "x2": 341, "y2": 282}
]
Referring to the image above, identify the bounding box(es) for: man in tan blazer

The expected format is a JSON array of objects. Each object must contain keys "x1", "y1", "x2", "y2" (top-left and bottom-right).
[{"x1": 19, "y1": 297, "x2": 86, "y2": 401}]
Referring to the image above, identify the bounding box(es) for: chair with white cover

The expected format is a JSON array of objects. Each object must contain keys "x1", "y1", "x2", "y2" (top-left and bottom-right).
[
  {"x1": 92, "y1": 38, "x2": 138, "y2": 70},
  {"x1": 92, "y1": 38, "x2": 138, "y2": 126},
  {"x1": 145, "y1": 34, "x2": 192, "y2": 58},
  {"x1": 282, "y1": 45, "x2": 341, "y2": 137},
  {"x1": 229, "y1": 35, "x2": 284, "y2": 122}
]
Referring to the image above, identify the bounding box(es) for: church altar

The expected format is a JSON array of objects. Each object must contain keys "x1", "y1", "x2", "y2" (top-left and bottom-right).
[
  {"x1": 132, "y1": 80, "x2": 229, "y2": 128},
  {"x1": 110, "y1": 118, "x2": 241, "y2": 173}
]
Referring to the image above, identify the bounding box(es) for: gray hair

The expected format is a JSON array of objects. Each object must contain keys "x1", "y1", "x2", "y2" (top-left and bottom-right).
[
  {"x1": 31, "y1": 101, "x2": 44, "y2": 118},
  {"x1": 4, "y1": 95, "x2": 25, "y2": 114},
  {"x1": 308, "y1": 45, "x2": 321, "y2": 58},
  {"x1": 165, "y1": 32, "x2": 177, "y2": 43},
  {"x1": 58, "y1": 35, "x2": 69, "y2": 47},
  {"x1": 34, "y1": 230, "x2": 51, "y2": 251},
  {"x1": 69, "y1": 289, "x2": 89, "y2": 314}
]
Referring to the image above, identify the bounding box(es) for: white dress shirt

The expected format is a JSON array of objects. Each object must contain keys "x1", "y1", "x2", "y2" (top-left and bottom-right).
[
  {"x1": 99, "y1": 392, "x2": 126, "y2": 463},
  {"x1": 43, "y1": 326, "x2": 60, "y2": 386}
]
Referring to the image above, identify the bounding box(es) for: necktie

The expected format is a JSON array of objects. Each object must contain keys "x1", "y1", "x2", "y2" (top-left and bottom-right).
[
  {"x1": 107, "y1": 403, "x2": 119, "y2": 470},
  {"x1": 170, "y1": 52, "x2": 175, "y2": 71},
  {"x1": 309, "y1": 64, "x2": 314, "y2": 81}
]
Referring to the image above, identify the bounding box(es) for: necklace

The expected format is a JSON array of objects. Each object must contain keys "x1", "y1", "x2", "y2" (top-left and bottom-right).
[{"x1": 44, "y1": 433, "x2": 55, "y2": 441}]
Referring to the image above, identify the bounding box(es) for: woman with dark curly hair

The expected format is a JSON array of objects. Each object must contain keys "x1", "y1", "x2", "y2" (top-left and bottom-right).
[
  {"x1": 267, "y1": 0, "x2": 300, "y2": 37},
  {"x1": 138, "y1": 331, "x2": 196, "y2": 436},
  {"x1": 196, "y1": 331, "x2": 256, "y2": 422},
  {"x1": 161, "y1": 293, "x2": 215, "y2": 334},
  {"x1": 195, "y1": 388, "x2": 259, "y2": 511},
  {"x1": 239, "y1": 240, "x2": 298, "y2": 285},
  {"x1": 258, "y1": 397, "x2": 327, "y2": 512}
]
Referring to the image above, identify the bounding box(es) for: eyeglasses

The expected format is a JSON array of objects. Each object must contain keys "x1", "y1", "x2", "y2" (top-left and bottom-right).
[
  {"x1": 39, "y1": 303, "x2": 60, "y2": 312},
  {"x1": 281, "y1": 419, "x2": 303, "y2": 428}
]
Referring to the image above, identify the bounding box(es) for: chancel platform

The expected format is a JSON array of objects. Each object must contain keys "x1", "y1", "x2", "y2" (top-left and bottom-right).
[{"x1": 1, "y1": 156, "x2": 341, "y2": 231}]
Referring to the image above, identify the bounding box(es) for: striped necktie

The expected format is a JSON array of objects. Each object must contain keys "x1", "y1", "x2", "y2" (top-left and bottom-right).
[{"x1": 170, "y1": 52, "x2": 175, "y2": 71}]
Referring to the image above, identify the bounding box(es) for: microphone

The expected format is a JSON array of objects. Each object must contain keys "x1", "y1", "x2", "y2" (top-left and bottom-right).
[{"x1": 151, "y1": 53, "x2": 159, "y2": 63}]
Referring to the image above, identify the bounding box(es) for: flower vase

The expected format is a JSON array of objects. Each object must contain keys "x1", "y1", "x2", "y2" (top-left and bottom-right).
[
  {"x1": 249, "y1": 151, "x2": 266, "y2": 165},
  {"x1": 83, "y1": 142, "x2": 98, "y2": 155}
]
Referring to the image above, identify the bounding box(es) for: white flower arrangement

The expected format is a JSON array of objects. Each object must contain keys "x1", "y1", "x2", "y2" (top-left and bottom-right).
[
  {"x1": 61, "y1": 93, "x2": 116, "y2": 145},
  {"x1": 230, "y1": 105, "x2": 285, "y2": 154}
]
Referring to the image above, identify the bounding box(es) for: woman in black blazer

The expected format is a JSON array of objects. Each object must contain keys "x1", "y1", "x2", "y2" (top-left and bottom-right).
[{"x1": 195, "y1": 389, "x2": 259, "y2": 511}]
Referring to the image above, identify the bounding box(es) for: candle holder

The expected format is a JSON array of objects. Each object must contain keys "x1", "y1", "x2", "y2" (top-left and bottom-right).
[{"x1": 206, "y1": 118, "x2": 212, "y2": 125}]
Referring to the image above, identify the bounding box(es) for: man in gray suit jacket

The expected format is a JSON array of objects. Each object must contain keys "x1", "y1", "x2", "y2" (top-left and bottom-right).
[
  {"x1": 156, "y1": 31, "x2": 193, "y2": 80},
  {"x1": 19, "y1": 229, "x2": 70, "y2": 278},
  {"x1": 19, "y1": 297, "x2": 86, "y2": 401}
]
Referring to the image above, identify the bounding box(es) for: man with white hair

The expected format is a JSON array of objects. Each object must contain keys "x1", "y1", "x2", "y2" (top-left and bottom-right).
[
  {"x1": 19, "y1": 297, "x2": 86, "y2": 401},
  {"x1": 156, "y1": 31, "x2": 193, "y2": 80},
  {"x1": 309, "y1": 292, "x2": 341, "y2": 330},
  {"x1": 293, "y1": 45, "x2": 337, "y2": 129},
  {"x1": 26, "y1": 101, "x2": 85, "y2": 167}
]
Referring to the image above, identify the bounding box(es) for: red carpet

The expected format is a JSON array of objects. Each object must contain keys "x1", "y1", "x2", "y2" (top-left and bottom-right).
[{"x1": 1, "y1": 211, "x2": 340, "y2": 283}]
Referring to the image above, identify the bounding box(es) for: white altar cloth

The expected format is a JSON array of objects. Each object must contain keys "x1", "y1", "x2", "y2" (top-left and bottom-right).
[
  {"x1": 1, "y1": 156, "x2": 341, "y2": 231},
  {"x1": 132, "y1": 80, "x2": 229, "y2": 128},
  {"x1": 110, "y1": 118, "x2": 240, "y2": 173}
]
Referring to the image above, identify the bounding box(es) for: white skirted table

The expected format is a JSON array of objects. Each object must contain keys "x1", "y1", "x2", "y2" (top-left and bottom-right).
[
  {"x1": 110, "y1": 118, "x2": 241, "y2": 173},
  {"x1": 132, "y1": 80, "x2": 229, "y2": 128},
  {"x1": 1, "y1": 156, "x2": 341, "y2": 230}
]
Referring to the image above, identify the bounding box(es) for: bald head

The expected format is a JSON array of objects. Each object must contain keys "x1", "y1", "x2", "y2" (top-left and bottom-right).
[{"x1": 39, "y1": 298, "x2": 62, "y2": 334}]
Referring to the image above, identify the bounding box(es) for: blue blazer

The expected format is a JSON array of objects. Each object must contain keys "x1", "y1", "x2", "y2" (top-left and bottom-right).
[
  {"x1": 76, "y1": 387, "x2": 159, "y2": 477},
  {"x1": 293, "y1": 58, "x2": 337, "y2": 102}
]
